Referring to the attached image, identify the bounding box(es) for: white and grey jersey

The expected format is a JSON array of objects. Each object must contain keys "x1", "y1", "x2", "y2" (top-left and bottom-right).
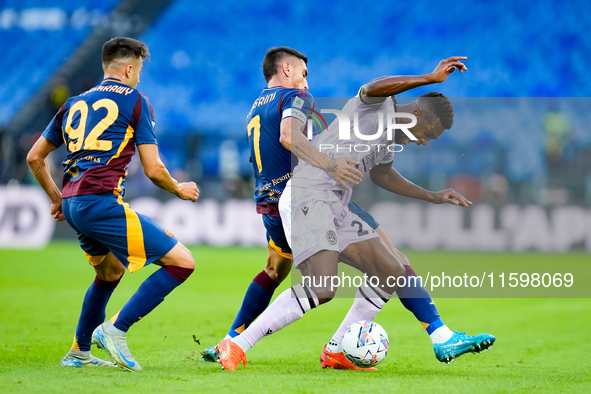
[{"x1": 290, "y1": 93, "x2": 397, "y2": 204}]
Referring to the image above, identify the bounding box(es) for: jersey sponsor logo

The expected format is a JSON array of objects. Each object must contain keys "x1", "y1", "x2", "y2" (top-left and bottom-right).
[
  {"x1": 65, "y1": 166, "x2": 81, "y2": 179},
  {"x1": 326, "y1": 230, "x2": 337, "y2": 245},
  {"x1": 164, "y1": 229, "x2": 174, "y2": 238},
  {"x1": 256, "y1": 172, "x2": 292, "y2": 202},
  {"x1": 272, "y1": 172, "x2": 292, "y2": 186}
]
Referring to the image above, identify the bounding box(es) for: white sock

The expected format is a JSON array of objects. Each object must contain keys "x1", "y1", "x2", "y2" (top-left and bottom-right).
[
  {"x1": 104, "y1": 320, "x2": 126, "y2": 337},
  {"x1": 232, "y1": 284, "x2": 318, "y2": 353},
  {"x1": 231, "y1": 335, "x2": 252, "y2": 352},
  {"x1": 325, "y1": 340, "x2": 342, "y2": 353},
  {"x1": 430, "y1": 325, "x2": 454, "y2": 344},
  {"x1": 325, "y1": 282, "x2": 392, "y2": 353}
]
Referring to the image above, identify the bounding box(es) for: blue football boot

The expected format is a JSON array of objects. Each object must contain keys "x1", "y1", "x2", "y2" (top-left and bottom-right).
[
  {"x1": 201, "y1": 346, "x2": 220, "y2": 362},
  {"x1": 434, "y1": 331, "x2": 495, "y2": 364}
]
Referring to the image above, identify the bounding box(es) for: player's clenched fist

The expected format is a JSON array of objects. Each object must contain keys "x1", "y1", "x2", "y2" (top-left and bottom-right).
[
  {"x1": 178, "y1": 181, "x2": 200, "y2": 202},
  {"x1": 50, "y1": 201, "x2": 65, "y2": 222}
]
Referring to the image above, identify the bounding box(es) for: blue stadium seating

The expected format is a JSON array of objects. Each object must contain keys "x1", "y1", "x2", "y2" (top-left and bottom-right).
[
  {"x1": 0, "y1": 0, "x2": 119, "y2": 125},
  {"x1": 2, "y1": 0, "x2": 590, "y2": 185},
  {"x1": 135, "y1": 0, "x2": 590, "y2": 179}
]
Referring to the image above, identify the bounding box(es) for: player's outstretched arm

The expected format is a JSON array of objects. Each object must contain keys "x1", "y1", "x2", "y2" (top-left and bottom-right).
[
  {"x1": 369, "y1": 163, "x2": 472, "y2": 207},
  {"x1": 137, "y1": 144, "x2": 199, "y2": 202},
  {"x1": 26, "y1": 136, "x2": 65, "y2": 222},
  {"x1": 360, "y1": 56, "x2": 467, "y2": 99},
  {"x1": 280, "y1": 117, "x2": 363, "y2": 190}
]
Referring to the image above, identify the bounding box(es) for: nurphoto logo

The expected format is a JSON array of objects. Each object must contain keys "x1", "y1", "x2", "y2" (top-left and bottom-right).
[{"x1": 306, "y1": 109, "x2": 418, "y2": 153}]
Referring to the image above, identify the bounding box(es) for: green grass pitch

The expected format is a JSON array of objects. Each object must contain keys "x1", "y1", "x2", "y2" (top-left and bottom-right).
[{"x1": 1, "y1": 242, "x2": 590, "y2": 393}]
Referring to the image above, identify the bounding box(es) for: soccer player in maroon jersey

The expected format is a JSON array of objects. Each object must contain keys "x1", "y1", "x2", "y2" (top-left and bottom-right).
[{"x1": 27, "y1": 37, "x2": 199, "y2": 371}]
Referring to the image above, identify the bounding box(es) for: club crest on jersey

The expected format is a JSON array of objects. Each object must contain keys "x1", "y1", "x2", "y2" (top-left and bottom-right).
[{"x1": 326, "y1": 230, "x2": 337, "y2": 245}]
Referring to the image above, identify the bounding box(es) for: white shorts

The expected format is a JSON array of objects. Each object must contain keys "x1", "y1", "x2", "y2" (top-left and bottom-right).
[{"x1": 279, "y1": 182, "x2": 378, "y2": 267}]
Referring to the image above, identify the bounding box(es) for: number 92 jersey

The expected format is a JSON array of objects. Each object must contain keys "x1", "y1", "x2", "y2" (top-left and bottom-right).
[
  {"x1": 41, "y1": 78, "x2": 157, "y2": 198},
  {"x1": 246, "y1": 86, "x2": 314, "y2": 205}
]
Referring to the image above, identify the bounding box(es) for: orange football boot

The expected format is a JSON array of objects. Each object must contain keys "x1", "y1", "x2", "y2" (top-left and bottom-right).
[
  {"x1": 216, "y1": 339, "x2": 248, "y2": 370},
  {"x1": 320, "y1": 344, "x2": 377, "y2": 371}
]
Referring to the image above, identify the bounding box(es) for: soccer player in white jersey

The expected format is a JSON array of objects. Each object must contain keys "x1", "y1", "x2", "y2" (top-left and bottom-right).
[{"x1": 216, "y1": 56, "x2": 495, "y2": 370}]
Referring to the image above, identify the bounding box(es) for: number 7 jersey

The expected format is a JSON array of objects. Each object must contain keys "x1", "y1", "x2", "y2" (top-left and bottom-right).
[
  {"x1": 246, "y1": 86, "x2": 313, "y2": 205},
  {"x1": 41, "y1": 77, "x2": 157, "y2": 198}
]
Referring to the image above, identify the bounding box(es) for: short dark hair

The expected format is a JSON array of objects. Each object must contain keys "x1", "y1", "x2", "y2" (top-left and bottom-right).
[
  {"x1": 418, "y1": 91, "x2": 454, "y2": 130},
  {"x1": 102, "y1": 37, "x2": 150, "y2": 67},
  {"x1": 262, "y1": 47, "x2": 308, "y2": 82}
]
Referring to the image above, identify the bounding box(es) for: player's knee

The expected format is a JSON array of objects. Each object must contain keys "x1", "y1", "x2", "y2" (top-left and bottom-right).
[
  {"x1": 95, "y1": 260, "x2": 125, "y2": 282},
  {"x1": 114, "y1": 263, "x2": 126, "y2": 278},
  {"x1": 394, "y1": 251, "x2": 410, "y2": 266},
  {"x1": 165, "y1": 242, "x2": 195, "y2": 269},
  {"x1": 313, "y1": 286, "x2": 336, "y2": 302},
  {"x1": 97, "y1": 271, "x2": 123, "y2": 283},
  {"x1": 391, "y1": 258, "x2": 406, "y2": 279},
  {"x1": 161, "y1": 244, "x2": 195, "y2": 281},
  {"x1": 105, "y1": 269, "x2": 125, "y2": 282},
  {"x1": 94, "y1": 259, "x2": 124, "y2": 288},
  {"x1": 179, "y1": 252, "x2": 195, "y2": 270},
  {"x1": 397, "y1": 253, "x2": 410, "y2": 266},
  {"x1": 264, "y1": 267, "x2": 280, "y2": 282},
  {"x1": 265, "y1": 255, "x2": 291, "y2": 282}
]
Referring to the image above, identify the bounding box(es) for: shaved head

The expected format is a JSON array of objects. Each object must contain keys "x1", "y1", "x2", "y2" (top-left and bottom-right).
[{"x1": 102, "y1": 37, "x2": 149, "y2": 71}]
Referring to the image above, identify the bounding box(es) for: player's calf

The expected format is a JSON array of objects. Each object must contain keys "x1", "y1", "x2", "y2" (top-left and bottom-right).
[
  {"x1": 218, "y1": 283, "x2": 320, "y2": 369},
  {"x1": 98, "y1": 245, "x2": 194, "y2": 371},
  {"x1": 298, "y1": 251, "x2": 339, "y2": 305},
  {"x1": 265, "y1": 246, "x2": 292, "y2": 283}
]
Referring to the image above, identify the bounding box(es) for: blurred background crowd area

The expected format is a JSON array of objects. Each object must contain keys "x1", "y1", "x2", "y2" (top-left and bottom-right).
[{"x1": 1, "y1": 0, "x2": 590, "y2": 206}]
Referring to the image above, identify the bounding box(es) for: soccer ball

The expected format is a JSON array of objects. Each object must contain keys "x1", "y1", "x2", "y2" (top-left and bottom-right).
[{"x1": 342, "y1": 320, "x2": 389, "y2": 368}]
